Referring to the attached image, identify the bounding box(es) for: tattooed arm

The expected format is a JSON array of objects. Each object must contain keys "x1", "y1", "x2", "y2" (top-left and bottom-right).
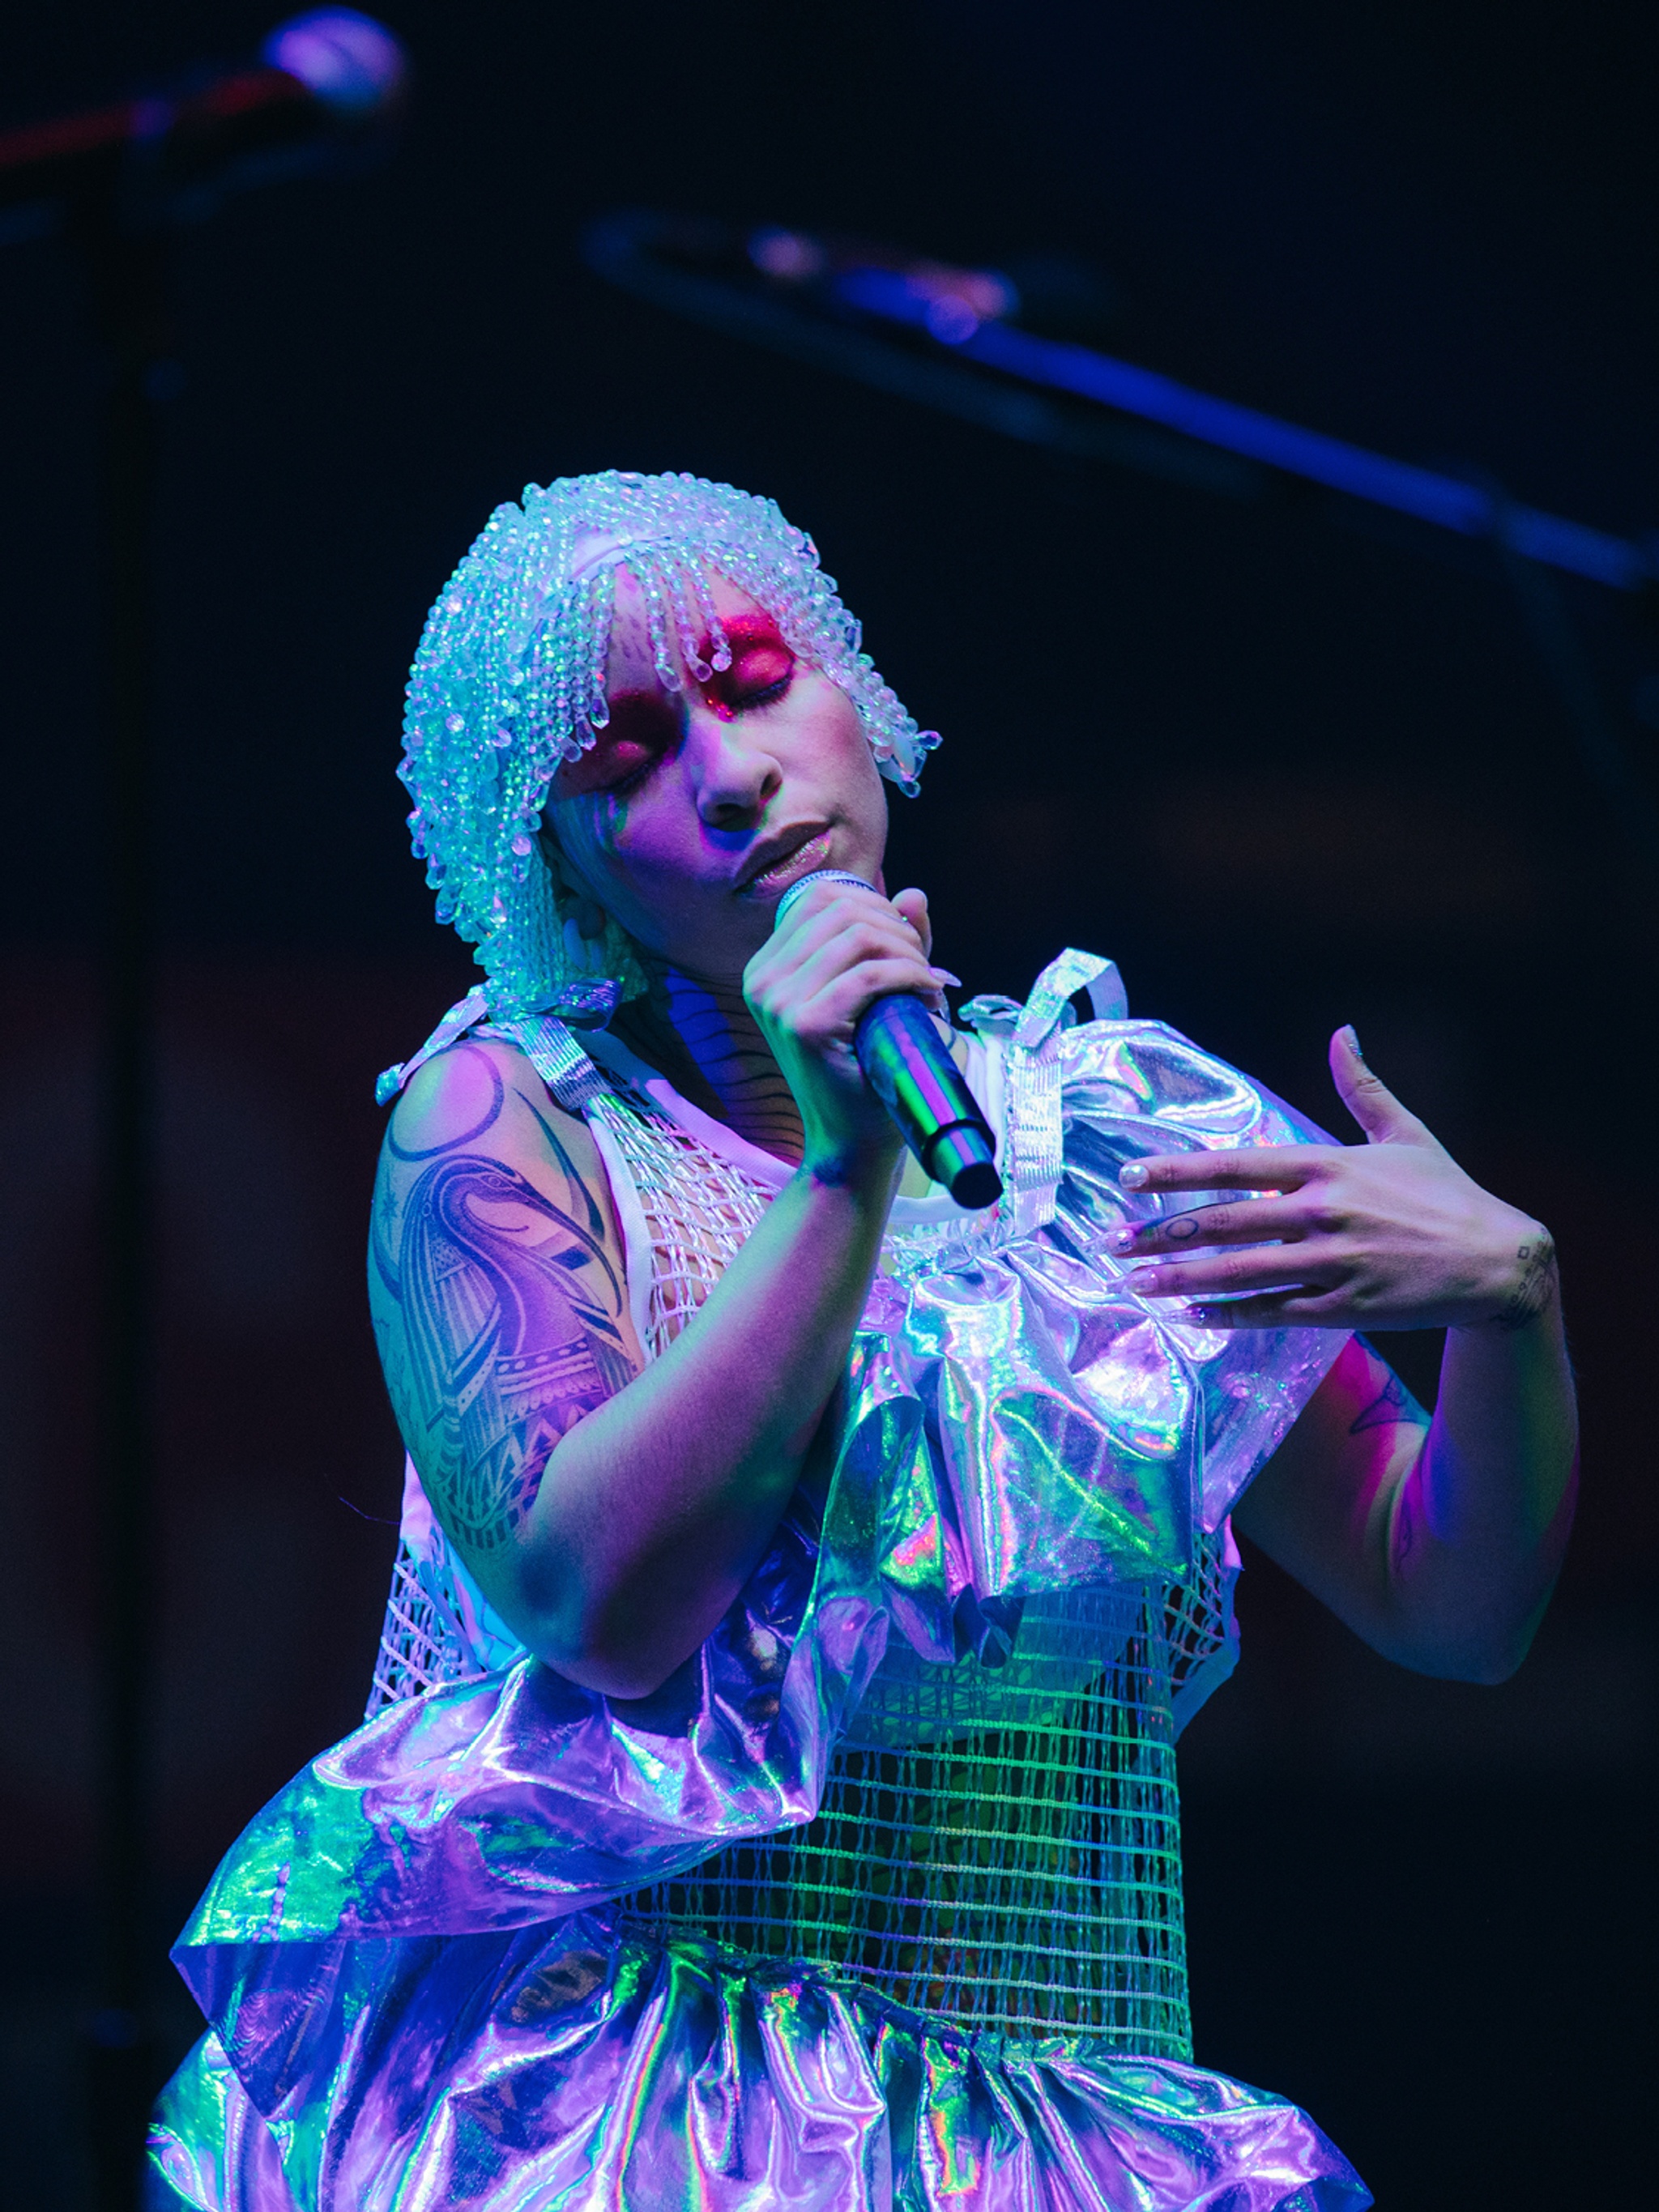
[
  {"x1": 372, "y1": 1033, "x2": 898, "y2": 1698},
  {"x1": 1230, "y1": 1323, "x2": 1575, "y2": 1682},
  {"x1": 369, "y1": 1041, "x2": 644, "y2": 1566},
  {"x1": 1115, "y1": 1029, "x2": 1576, "y2": 1681},
  {"x1": 369, "y1": 890, "x2": 940, "y2": 1698}
]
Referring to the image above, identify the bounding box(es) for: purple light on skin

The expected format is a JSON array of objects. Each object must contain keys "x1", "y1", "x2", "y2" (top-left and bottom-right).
[{"x1": 261, "y1": 9, "x2": 408, "y2": 117}]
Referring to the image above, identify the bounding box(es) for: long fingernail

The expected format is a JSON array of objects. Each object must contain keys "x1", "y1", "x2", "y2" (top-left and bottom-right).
[
  {"x1": 1109, "y1": 1227, "x2": 1137, "y2": 1252},
  {"x1": 931, "y1": 967, "x2": 962, "y2": 988},
  {"x1": 1120, "y1": 1162, "x2": 1149, "y2": 1188}
]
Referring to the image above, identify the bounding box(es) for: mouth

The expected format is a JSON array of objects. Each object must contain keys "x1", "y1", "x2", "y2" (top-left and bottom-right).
[{"x1": 737, "y1": 827, "x2": 834, "y2": 898}]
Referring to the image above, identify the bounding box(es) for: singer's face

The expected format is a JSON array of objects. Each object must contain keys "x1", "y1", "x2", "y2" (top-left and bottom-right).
[{"x1": 541, "y1": 567, "x2": 889, "y2": 981}]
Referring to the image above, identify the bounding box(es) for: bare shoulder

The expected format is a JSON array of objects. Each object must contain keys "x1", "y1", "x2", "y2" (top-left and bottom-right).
[
  {"x1": 368, "y1": 1034, "x2": 642, "y2": 1558},
  {"x1": 386, "y1": 1035, "x2": 603, "y2": 1200},
  {"x1": 374, "y1": 1034, "x2": 629, "y2": 1309}
]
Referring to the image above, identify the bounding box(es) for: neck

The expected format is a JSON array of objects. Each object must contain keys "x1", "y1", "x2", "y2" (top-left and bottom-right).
[{"x1": 612, "y1": 958, "x2": 805, "y2": 1165}]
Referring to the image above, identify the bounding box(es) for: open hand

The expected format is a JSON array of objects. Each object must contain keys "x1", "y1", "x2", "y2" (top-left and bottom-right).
[{"x1": 1110, "y1": 1026, "x2": 1557, "y2": 1332}]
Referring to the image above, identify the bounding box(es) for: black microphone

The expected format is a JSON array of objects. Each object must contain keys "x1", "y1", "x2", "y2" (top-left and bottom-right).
[
  {"x1": 774, "y1": 871, "x2": 1003, "y2": 1210},
  {"x1": 0, "y1": 10, "x2": 407, "y2": 229}
]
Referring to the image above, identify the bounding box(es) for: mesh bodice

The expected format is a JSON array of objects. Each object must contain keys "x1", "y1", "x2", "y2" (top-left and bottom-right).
[
  {"x1": 626, "y1": 1583, "x2": 1193, "y2": 2049},
  {"x1": 371, "y1": 1065, "x2": 1226, "y2": 2056},
  {"x1": 599, "y1": 1084, "x2": 1215, "y2": 2057}
]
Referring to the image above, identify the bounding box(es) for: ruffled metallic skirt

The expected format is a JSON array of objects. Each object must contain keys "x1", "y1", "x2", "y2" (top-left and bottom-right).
[{"x1": 149, "y1": 1915, "x2": 1369, "y2": 2210}]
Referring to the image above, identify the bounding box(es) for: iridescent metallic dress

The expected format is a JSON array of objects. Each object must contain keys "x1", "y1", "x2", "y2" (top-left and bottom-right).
[{"x1": 149, "y1": 953, "x2": 1372, "y2": 2210}]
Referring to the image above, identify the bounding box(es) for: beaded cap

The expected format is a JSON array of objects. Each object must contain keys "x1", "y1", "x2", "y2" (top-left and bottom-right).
[{"x1": 400, "y1": 470, "x2": 940, "y2": 1016}]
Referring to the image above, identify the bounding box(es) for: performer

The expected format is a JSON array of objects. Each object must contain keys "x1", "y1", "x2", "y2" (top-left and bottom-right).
[{"x1": 149, "y1": 471, "x2": 1576, "y2": 2210}]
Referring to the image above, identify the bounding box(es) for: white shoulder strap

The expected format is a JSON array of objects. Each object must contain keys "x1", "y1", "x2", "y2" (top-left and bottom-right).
[
  {"x1": 373, "y1": 986, "x2": 491, "y2": 1105},
  {"x1": 979, "y1": 948, "x2": 1126, "y2": 1240},
  {"x1": 373, "y1": 990, "x2": 616, "y2": 1119},
  {"x1": 503, "y1": 1012, "x2": 614, "y2": 1114}
]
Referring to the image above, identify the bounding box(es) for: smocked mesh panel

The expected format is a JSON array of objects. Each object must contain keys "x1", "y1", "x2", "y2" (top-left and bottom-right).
[
  {"x1": 590, "y1": 1091, "x2": 770, "y2": 1352},
  {"x1": 1164, "y1": 1526, "x2": 1238, "y2": 1728},
  {"x1": 628, "y1": 1584, "x2": 1191, "y2": 2052},
  {"x1": 366, "y1": 1541, "x2": 483, "y2": 1715}
]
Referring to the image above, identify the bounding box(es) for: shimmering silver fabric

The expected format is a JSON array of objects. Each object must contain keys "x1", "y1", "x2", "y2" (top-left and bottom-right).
[
  {"x1": 151, "y1": 1923, "x2": 1367, "y2": 2212},
  {"x1": 578, "y1": 1012, "x2": 1230, "y2": 2051},
  {"x1": 150, "y1": 953, "x2": 1368, "y2": 2210}
]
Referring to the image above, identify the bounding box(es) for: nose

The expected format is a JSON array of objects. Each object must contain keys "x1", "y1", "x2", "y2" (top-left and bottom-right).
[{"x1": 688, "y1": 705, "x2": 782, "y2": 828}]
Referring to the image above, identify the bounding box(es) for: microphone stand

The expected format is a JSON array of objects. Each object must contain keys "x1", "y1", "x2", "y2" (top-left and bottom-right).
[
  {"x1": 72, "y1": 201, "x2": 171, "y2": 2212},
  {"x1": 0, "y1": 29, "x2": 410, "y2": 2199}
]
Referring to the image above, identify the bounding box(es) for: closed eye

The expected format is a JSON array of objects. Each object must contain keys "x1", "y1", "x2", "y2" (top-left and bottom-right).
[
  {"x1": 702, "y1": 639, "x2": 796, "y2": 721},
  {"x1": 555, "y1": 690, "x2": 682, "y2": 797}
]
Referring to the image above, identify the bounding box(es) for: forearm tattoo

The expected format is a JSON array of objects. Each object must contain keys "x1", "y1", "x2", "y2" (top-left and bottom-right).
[
  {"x1": 1494, "y1": 1231, "x2": 1558, "y2": 1332},
  {"x1": 1348, "y1": 1363, "x2": 1432, "y2": 1437},
  {"x1": 370, "y1": 1054, "x2": 634, "y2": 1552}
]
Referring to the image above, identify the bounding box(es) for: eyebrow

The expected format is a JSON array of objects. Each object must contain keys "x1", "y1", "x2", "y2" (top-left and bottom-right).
[{"x1": 695, "y1": 612, "x2": 791, "y2": 665}]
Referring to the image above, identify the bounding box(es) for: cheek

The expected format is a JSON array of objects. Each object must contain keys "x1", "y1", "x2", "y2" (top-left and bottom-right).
[
  {"x1": 795, "y1": 675, "x2": 872, "y2": 767},
  {"x1": 543, "y1": 799, "x2": 603, "y2": 879},
  {"x1": 543, "y1": 795, "x2": 686, "y2": 941},
  {"x1": 542, "y1": 800, "x2": 635, "y2": 918},
  {"x1": 819, "y1": 691, "x2": 885, "y2": 808}
]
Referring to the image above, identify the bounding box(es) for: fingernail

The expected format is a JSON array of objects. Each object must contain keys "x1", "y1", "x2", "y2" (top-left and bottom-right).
[
  {"x1": 1120, "y1": 1162, "x2": 1149, "y2": 1188},
  {"x1": 1109, "y1": 1227, "x2": 1137, "y2": 1252},
  {"x1": 1341, "y1": 1024, "x2": 1363, "y2": 1058},
  {"x1": 931, "y1": 967, "x2": 962, "y2": 988}
]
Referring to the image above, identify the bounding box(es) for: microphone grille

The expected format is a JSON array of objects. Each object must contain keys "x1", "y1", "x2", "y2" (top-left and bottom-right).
[{"x1": 771, "y1": 870, "x2": 875, "y2": 931}]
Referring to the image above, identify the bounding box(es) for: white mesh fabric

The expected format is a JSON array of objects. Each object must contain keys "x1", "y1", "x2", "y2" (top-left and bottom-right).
[
  {"x1": 366, "y1": 1540, "x2": 489, "y2": 1715},
  {"x1": 584, "y1": 1091, "x2": 770, "y2": 1352},
  {"x1": 632, "y1": 1582, "x2": 1192, "y2": 2049}
]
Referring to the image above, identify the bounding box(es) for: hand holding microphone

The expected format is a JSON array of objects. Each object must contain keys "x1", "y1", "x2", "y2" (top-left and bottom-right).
[{"x1": 771, "y1": 871, "x2": 1002, "y2": 1209}]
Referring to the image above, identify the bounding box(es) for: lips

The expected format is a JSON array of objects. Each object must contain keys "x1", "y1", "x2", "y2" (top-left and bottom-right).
[{"x1": 738, "y1": 827, "x2": 834, "y2": 897}]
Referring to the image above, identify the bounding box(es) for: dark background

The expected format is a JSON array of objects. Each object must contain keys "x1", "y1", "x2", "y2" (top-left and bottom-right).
[{"x1": 2, "y1": 2, "x2": 1655, "y2": 2204}]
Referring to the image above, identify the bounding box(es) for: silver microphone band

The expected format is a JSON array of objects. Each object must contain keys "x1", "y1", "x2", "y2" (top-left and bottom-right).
[{"x1": 771, "y1": 869, "x2": 877, "y2": 929}]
